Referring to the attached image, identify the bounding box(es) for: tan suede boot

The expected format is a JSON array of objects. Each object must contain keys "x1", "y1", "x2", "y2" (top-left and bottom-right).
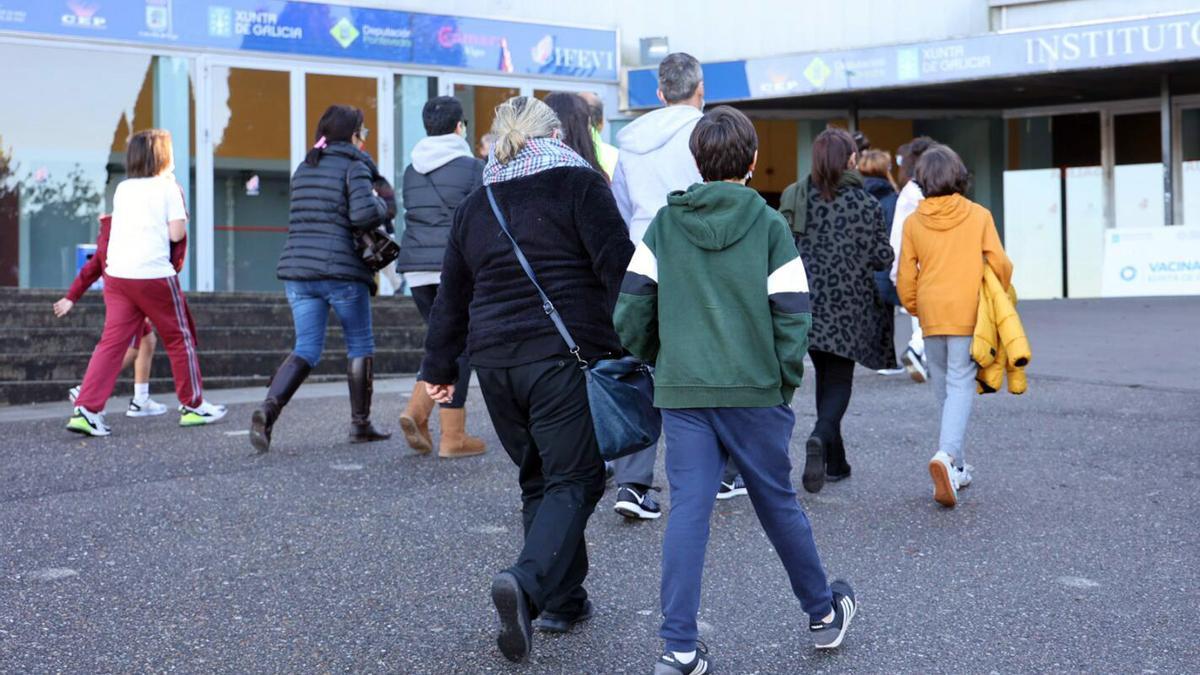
[
  {"x1": 438, "y1": 407, "x2": 487, "y2": 458},
  {"x1": 399, "y1": 381, "x2": 434, "y2": 454}
]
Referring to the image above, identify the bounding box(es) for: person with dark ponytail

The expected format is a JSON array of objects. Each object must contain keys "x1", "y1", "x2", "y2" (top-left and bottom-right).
[
  {"x1": 249, "y1": 104, "x2": 395, "y2": 453},
  {"x1": 784, "y1": 127, "x2": 895, "y2": 494},
  {"x1": 543, "y1": 92, "x2": 605, "y2": 178}
]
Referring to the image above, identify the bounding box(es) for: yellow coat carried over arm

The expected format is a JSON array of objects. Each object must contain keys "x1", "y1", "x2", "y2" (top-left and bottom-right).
[{"x1": 972, "y1": 266, "x2": 1031, "y2": 395}]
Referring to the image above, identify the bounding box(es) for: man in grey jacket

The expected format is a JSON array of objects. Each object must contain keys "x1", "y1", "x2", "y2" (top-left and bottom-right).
[
  {"x1": 608, "y1": 53, "x2": 746, "y2": 521},
  {"x1": 397, "y1": 96, "x2": 487, "y2": 460}
]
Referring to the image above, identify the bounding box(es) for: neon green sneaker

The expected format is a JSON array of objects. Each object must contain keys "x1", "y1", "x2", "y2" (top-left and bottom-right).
[
  {"x1": 66, "y1": 407, "x2": 111, "y2": 437},
  {"x1": 179, "y1": 400, "x2": 228, "y2": 427}
]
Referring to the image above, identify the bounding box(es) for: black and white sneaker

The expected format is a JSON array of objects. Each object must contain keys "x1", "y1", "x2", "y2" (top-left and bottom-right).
[
  {"x1": 716, "y1": 474, "x2": 747, "y2": 500},
  {"x1": 491, "y1": 571, "x2": 533, "y2": 662},
  {"x1": 66, "y1": 407, "x2": 111, "y2": 437},
  {"x1": 810, "y1": 579, "x2": 856, "y2": 649},
  {"x1": 614, "y1": 484, "x2": 661, "y2": 520},
  {"x1": 902, "y1": 346, "x2": 928, "y2": 383},
  {"x1": 654, "y1": 642, "x2": 712, "y2": 674}
]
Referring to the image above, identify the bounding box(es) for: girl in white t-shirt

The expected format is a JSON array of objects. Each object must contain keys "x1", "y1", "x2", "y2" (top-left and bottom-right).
[{"x1": 68, "y1": 129, "x2": 226, "y2": 436}]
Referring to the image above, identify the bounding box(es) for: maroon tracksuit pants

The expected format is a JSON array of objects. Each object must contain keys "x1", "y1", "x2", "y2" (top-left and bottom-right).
[{"x1": 76, "y1": 275, "x2": 203, "y2": 413}]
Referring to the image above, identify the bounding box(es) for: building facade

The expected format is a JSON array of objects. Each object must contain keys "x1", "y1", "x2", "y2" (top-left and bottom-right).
[
  {"x1": 619, "y1": 0, "x2": 1200, "y2": 299},
  {"x1": 0, "y1": 0, "x2": 618, "y2": 293},
  {"x1": 2, "y1": 0, "x2": 1198, "y2": 298}
]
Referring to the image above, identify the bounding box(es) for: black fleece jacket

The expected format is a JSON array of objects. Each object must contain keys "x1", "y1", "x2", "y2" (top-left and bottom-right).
[{"x1": 419, "y1": 166, "x2": 634, "y2": 384}]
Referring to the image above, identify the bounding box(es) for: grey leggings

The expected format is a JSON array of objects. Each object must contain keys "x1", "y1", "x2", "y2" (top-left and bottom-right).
[{"x1": 925, "y1": 336, "x2": 974, "y2": 467}]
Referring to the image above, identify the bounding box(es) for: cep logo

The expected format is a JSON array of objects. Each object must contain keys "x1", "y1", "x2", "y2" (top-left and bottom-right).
[
  {"x1": 62, "y1": 0, "x2": 106, "y2": 28},
  {"x1": 1120, "y1": 266, "x2": 1137, "y2": 282}
]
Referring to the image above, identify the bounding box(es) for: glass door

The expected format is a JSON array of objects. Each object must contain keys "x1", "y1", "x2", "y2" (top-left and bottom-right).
[
  {"x1": 439, "y1": 75, "x2": 528, "y2": 160},
  {"x1": 195, "y1": 57, "x2": 391, "y2": 292}
]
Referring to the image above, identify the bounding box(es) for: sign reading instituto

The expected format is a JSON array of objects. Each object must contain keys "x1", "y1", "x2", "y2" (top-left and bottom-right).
[{"x1": 627, "y1": 11, "x2": 1200, "y2": 108}]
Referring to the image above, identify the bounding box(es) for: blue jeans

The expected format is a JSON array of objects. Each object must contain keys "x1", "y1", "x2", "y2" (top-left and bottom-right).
[
  {"x1": 660, "y1": 406, "x2": 833, "y2": 651},
  {"x1": 284, "y1": 280, "x2": 374, "y2": 366},
  {"x1": 925, "y1": 336, "x2": 975, "y2": 467}
]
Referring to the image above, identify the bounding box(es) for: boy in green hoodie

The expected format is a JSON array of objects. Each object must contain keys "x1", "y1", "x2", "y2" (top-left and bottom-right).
[{"x1": 614, "y1": 106, "x2": 856, "y2": 674}]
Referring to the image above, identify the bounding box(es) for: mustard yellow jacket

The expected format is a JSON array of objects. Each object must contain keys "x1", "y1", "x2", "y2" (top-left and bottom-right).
[{"x1": 971, "y1": 266, "x2": 1031, "y2": 394}]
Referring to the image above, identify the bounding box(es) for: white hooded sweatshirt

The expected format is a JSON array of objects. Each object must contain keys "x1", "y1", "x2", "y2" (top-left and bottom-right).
[{"x1": 610, "y1": 104, "x2": 703, "y2": 244}]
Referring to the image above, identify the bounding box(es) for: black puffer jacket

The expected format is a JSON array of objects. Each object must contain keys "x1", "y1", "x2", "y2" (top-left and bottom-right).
[
  {"x1": 277, "y1": 142, "x2": 389, "y2": 288},
  {"x1": 863, "y1": 176, "x2": 898, "y2": 235},
  {"x1": 396, "y1": 155, "x2": 483, "y2": 272}
]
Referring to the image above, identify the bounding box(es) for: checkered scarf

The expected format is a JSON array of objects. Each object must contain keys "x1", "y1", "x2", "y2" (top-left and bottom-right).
[{"x1": 482, "y1": 136, "x2": 592, "y2": 185}]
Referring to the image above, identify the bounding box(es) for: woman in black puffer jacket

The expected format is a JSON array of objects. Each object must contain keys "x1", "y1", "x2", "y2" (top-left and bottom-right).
[{"x1": 249, "y1": 105, "x2": 394, "y2": 453}]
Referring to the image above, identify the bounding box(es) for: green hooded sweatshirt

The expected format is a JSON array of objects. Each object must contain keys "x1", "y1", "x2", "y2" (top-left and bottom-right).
[{"x1": 614, "y1": 181, "x2": 813, "y2": 409}]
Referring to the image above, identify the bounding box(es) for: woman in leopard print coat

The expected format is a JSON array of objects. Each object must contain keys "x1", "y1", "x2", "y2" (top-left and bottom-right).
[{"x1": 788, "y1": 127, "x2": 896, "y2": 494}]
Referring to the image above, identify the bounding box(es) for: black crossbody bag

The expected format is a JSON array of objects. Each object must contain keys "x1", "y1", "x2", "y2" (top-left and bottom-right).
[{"x1": 485, "y1": 186, "x2": 660, "y2": 461}]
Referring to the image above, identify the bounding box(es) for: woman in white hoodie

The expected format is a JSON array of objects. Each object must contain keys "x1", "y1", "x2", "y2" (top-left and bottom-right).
[{"x1": 395, "y1": 96, "x2": 488, "y2": 459}]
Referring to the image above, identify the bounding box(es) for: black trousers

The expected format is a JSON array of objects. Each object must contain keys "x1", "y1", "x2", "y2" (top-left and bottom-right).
[
  {"x1": 410, "y1": 284, "x2": 469, "y2": 408},
  {"x1": 475, "y1": 358, "x2": 606, "y2": 616},
  {"x1": 809, "y1": 349, "x2": 855, "y2": 455}
]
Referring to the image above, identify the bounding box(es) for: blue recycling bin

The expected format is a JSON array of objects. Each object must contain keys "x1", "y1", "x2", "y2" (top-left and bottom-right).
[{"x1": 75, "y1": 244, "x2": 102, "y2": 292}]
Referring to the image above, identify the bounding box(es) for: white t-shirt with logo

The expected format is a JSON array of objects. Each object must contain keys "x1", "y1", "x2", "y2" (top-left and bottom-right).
[{"x1": 105, "y1": 175, "x2": 188, "y2": 279}]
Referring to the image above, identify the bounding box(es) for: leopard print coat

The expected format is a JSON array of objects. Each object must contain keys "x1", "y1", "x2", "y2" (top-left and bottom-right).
[{"x1": 793, "y1": 179, "x2": 897, "y2": 371}]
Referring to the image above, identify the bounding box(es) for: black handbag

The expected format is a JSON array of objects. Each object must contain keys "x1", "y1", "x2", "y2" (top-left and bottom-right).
[
  {"x1": 345, "y1": 164, "x2": 400, "y2": 272},
  {"x1": 355, "y1": 228, "x2": 400, "y2": 272},
  {"x1": 485, "y1": 186, "x2": 661, "y2": 461}
]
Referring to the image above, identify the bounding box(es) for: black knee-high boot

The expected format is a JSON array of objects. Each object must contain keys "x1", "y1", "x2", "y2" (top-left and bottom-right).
[
  {"x1": 825, "y1": 432, "x2": 852, "y2": 481},
  {"x1": 348, "y1": 356, "x2": 391, "y2": 443},
  {"x1": 250, "y1": 353, "x2": 311, "y2": 453}
]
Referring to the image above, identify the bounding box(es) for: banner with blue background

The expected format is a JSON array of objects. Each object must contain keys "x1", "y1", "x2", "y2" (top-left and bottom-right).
[{"x1": 0, "y1": 0, "x2": 618, "y2": 81}]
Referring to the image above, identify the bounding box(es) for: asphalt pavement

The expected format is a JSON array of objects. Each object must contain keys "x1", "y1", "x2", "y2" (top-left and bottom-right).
[{"x1": 1, "y1": 297, "x2": 1197, "y2": 674}]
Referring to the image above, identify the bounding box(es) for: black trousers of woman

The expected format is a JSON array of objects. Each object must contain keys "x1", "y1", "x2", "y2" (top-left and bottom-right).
[
  {"x1": 410, "y1": 285, "x2": 470, "y2": 409},
  {"x1": 474, "y1": 357, "x2": 606, "y2": 617},
  {"x1": 805, "y1": 349, "x2": 855, "y2": 492}
]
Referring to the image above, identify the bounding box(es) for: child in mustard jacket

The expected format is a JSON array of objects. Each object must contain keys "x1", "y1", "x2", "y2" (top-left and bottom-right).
[{"x1": 896, "y1": 144, "x2": 1013, "y2": 508}]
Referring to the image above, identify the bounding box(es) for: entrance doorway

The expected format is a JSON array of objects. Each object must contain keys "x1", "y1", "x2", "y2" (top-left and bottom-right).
[{"x1": 195, "y1": 58, "x2": 392, "y2": 292}]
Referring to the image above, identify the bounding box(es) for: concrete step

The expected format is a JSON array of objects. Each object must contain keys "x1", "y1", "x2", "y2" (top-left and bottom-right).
[
  {"x1": 0, "y1": 288, "x2": 430, "y2": 404},
  {"x1": 0, "y1": 326, "x2": 427, "y2": 353},
  {"x1": 0, "y1": 373, "x2": 410, "y2": 407},
  {"x1": 0, "y1": 348, "x2": 424, "y2": 383},
  {"x1": 0, "y1": 301, "x2": 422, "y2": 330}
]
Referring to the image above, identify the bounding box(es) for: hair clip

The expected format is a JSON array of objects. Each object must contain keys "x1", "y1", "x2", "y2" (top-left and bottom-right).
[{"x1": 313, "y1": 136, "x2": 328, "y2": 149}]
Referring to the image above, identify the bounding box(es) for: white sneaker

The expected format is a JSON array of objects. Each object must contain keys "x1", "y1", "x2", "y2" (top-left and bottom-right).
[
  {"x1": 876, "y1": 367, "x2": 907, "y2": 376},
  {"x1": 127, "y1": 397, "x2": 168, "y2": 418},
  {"x1": 928, "y1": 451, "x2": 959, "y2": 507},
  {"x1": 68, "y1": 386, "x2": 81, "y2": 404},
  {"x1": 179, "y1": 400, "x2": 228, "y2": 426},
  {"x1": 956, "y1": 464, "x2": 974, "y2": 489}
]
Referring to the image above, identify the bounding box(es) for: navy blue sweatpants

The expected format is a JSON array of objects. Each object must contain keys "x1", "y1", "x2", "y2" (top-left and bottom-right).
[{"x1": 660, "y1": 405, "x2": 834, "y2": 651}]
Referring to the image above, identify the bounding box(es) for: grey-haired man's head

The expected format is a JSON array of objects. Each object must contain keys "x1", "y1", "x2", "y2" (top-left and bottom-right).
[{"x1": 657, "y1": 52, "x2": 705, "y2": 109}]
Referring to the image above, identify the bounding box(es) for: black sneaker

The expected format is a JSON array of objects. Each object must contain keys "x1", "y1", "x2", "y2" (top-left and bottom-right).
[
  {"x1": 903, "y1": 346, "x2": 928, "y2": 383},
  {"x1": 491, "y1": 571, "x2": 533, "y2": 662},
  {"x1": 802, "y1": 436, "x2": 826, "y2": 494},
  {"x1": 532, "y1": 599, "x2": 593, "y2": 633},
  {"x1": 716, "y1": 474, "x2": 747, "y2": 500},
  {"x1": 810, "y1": 579, "x2": 856, "y2": 649},
  {"x1": 614, "y1": 484, "x2": 662, "y2": 520},
  {"x1": 654, "y1": 642, "x2": 712, "y2": 674}
]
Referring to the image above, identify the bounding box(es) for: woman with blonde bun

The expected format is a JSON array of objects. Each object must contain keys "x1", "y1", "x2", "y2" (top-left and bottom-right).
[{"x1": 419, "y1": 96, "x2": 634, "y2": 663}]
